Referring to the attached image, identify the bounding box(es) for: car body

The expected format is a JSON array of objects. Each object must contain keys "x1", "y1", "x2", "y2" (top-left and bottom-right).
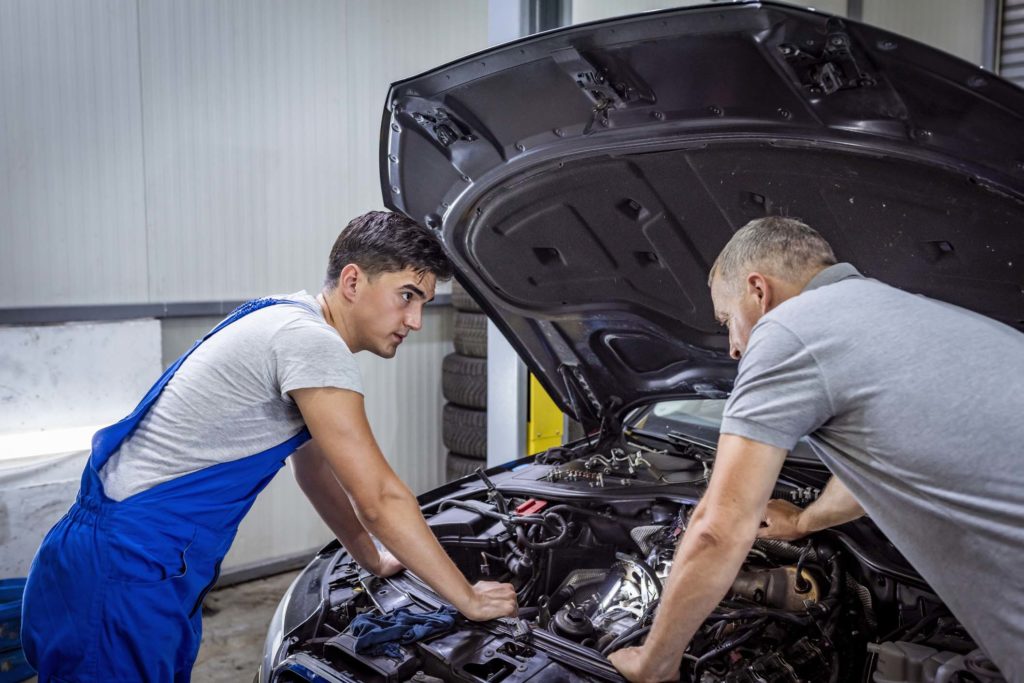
[{"x1": 260, "y1": 2, "x2": 1024, "y2": 681}]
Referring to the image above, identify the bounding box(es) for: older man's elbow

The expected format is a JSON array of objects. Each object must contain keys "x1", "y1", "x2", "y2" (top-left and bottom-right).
[{"x1": 689, "y1": 513, "x2": 758, "y2": 554}]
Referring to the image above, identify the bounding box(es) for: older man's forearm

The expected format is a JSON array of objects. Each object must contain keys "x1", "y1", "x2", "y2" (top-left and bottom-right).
[
  {"x1": 639, "y1": 514, "x2": 759, "y2": 673},
  {"x1": 797, "y1": 476, "x2": 865, "y2": 534}
]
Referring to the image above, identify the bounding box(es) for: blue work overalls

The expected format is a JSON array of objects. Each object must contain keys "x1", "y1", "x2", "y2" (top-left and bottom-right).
[{"x1": 22, "y1": 298, "x2": 313, "y2": 682}]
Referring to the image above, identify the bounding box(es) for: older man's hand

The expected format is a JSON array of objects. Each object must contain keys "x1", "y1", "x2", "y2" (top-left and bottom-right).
[{"x1": 757, "y1": 498, "x2": 806, "y2": 541}]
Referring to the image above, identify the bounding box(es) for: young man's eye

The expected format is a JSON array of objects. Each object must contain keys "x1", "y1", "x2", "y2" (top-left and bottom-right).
[{"x1": 401, "y1": 291, "x2": 413, "y2": 302}]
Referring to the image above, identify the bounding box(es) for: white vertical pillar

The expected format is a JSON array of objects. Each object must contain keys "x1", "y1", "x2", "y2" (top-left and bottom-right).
[
  {"x1": 488, "y1": 0, "x2": 526, "y2": 45},
  {"x1": 486, "y1": 320, "x2": 529, "y2": 466},
  {"x1": 484, "y1": 0, "x2": 531, "y2": 468}
]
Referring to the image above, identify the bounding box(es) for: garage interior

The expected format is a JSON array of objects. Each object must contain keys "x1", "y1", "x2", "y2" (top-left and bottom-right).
[{"x1": 1, "y1": 1, "x2": 1021, "y2": 682}]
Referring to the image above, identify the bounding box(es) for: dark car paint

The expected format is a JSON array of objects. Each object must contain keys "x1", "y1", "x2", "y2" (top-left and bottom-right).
[{"x1": 380, "y1": 1, "x2": 1024, "y2": 429}]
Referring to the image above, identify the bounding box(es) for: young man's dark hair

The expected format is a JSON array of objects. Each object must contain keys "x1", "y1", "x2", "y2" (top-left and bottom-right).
[{"x1": 325, "y1": 210, "x2": 453, "y2": 287}]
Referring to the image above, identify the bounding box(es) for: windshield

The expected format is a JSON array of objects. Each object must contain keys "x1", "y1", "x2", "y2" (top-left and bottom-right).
[
  {"x1": 651, "y1": 399, "x2": 725, "y2": 428},
  {"x1": 629, "y1": 399, "x2": 726, "y2": 446},
  {"x1": 628, "y1": 399, "x2": 828, "y2": 473}
]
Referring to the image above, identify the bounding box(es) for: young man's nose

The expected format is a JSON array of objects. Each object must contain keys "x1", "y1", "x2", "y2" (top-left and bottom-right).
[
  {"x1": 729, "y1": 339, "x2": 742, "y2": 360},
  {"x1": 405, "y1": 306, "x2": 423, "y2": 331}
]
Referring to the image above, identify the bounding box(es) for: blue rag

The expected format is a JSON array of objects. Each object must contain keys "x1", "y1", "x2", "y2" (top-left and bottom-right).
[{"x1": 347, "y1": 606, "x2": 457, "y2": 658}]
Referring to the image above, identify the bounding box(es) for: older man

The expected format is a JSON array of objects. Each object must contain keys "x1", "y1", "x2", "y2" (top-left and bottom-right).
[{"x1": 610, "y1": 216, "x2": 1024, "y2": 682}]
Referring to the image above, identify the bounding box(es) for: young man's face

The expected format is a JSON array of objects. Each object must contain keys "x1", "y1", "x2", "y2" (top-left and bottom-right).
[{"x1": 352, "y1": 267, "x2": 437, "y2": 358}]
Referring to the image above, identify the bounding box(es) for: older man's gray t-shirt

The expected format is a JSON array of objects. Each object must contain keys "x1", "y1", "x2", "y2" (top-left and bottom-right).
[
  {"x1": 99, "y1": 292, "x2": 362, "y2": 501},
  {"x1": 720, "y1": 263, "x2": 1024, "y2": 681}
]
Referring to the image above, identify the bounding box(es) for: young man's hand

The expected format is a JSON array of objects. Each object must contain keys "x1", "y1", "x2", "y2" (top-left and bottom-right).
[
  {"x1": 608, "y1": 646, "x2": 680, "y2": 682},
  {"x1": 756, "y1": 499, "x2": 806, "y2": 541},
  {"x1": 370, "y1": 548, "x2": 405, "y2": 578},
  {"x1": 460, "y1": 581, "x2": 517, "y2": 621}
]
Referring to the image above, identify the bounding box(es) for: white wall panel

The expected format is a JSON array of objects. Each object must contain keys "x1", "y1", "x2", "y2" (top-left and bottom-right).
[
  {"x1": 802, "y1": 0, "x2": 848, "y2": 15},
  {"x1": 356, "y1": 306, "x2": 454, "y2": 495},
  {"x1": 343, "y1": 1, "x2": 489, "y2": 216},
  {"x1": 572, "y1": 0, "x2": 848, "y2": 25},
  {"x1": 140, "y1": 0, "x2": 487, "y2": 303},
  {"x1": 573, "y1": 0, "x2": 710, "y2": 25},
  {"x1": 139, "y1": 0, "x2": 350, "y2": 302},
  {"x1": 0, "y1": 0, "x2": 148, "y2": 307},
  {"x1": 222, "y1": 455, "x2": 333, "y2": 573},
  {"x1": 863, "y1": 0, "x2": 986, "y2": 65},
  {"x1": 1, "y1": 1, "x2": 488, "y2": 308}
]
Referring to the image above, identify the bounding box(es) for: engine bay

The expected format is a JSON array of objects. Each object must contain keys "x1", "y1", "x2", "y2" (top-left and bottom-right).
[{"x1": 268, "y1": 442, "x2": 998, "y2": 683}]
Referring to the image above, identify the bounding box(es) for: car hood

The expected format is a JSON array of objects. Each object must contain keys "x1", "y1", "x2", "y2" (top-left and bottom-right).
[{"x1": 381, "y1": 1, "x2": 1024, "y2": 427}]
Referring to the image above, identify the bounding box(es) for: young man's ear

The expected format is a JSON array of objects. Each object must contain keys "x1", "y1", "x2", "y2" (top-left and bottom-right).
[{"x1": 338, "y1": 263, "x2": 363, "y2": 302}]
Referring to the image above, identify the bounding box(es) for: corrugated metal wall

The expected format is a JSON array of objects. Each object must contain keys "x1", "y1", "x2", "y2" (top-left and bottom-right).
[
  {"x1": 863, "y1": 0, "x2": 987, "y2": 65},
  {"x1": 0, "y1": 0, "x2": 149, "y2": 307},
  {"x1": 0, "y1": 0, "x2": 488, "y2": 307},
  {"x1": 138, "y1": 0, "x2": 352, "y2": 302},
  {"x1": 570, "y1": 0, "x2": 986, "y2": 66},
  {"x1": 0, "y1": 1, "x2": 485, "y2": 573},
  {"x1": 572, "y1": 0, "x2": 848, "y2": 25},
  {"x1": 1002, "y1": 0, "x2": 1024, "y2": 85}
]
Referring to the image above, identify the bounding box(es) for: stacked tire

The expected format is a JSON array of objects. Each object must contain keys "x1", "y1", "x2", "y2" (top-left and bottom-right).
[{"x1": 443, "y1": 282, "x2": 488, "y2": 481}]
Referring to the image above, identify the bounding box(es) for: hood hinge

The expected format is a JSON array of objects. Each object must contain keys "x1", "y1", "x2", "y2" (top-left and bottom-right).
[
  {"x1": 780, "y1": 17, "x2": 877, "y2": 96},
  {"x1": 553, "y1": 47, "x2": 656, "y2": 133}
]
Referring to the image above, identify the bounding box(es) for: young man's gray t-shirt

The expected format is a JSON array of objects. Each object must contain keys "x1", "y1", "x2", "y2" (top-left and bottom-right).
[
  {"x1": 99, "y1": 292, "x2": 362, "y2": 501},
  {"x1": 720, "y1": 264, "x2": 1024, "y2": 680}
]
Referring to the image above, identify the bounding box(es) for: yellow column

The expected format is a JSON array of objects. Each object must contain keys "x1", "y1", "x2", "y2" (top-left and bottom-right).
[{"x1": 527, "y1": 373, "x2": 563, "y2": 454}]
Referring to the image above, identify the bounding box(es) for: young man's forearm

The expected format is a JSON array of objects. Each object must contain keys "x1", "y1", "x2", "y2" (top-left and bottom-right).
[
  {"x1": 346, "y1": 473, "x2": 475, "y2": 610},
  {"x1": 293, "y1": 387, "x2": 514, "y2": 621},
  {"x1": 291, "y1": 442, "x2": 382, "y2": 573}
]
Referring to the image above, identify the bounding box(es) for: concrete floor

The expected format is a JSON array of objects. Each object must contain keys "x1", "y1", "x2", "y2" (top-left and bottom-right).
[
  {"x1": 21, "y1": 569, "x2": 300, "y2": 683},
  {"x1": 192, "y1": 569, "x2": 301, "y2": 682}
]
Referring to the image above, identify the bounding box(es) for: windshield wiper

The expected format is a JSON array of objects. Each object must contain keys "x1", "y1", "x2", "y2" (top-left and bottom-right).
[{"x1": 625, "y1": 427, "x2": 713, "y2": 458}]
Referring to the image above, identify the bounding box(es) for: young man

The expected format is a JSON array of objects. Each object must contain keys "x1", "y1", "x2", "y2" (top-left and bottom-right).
[
  {"x1": 22, "y1": 211, "x2": 517, "y2": 682},
  {"x1": 609, "y1": 217, "x2": 1024, "y2": 682}
]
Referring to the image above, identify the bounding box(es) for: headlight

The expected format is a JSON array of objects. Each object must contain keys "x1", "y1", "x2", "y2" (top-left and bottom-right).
[{"x1": 258, "y1": 550, "x2": 337, "y2": 682}]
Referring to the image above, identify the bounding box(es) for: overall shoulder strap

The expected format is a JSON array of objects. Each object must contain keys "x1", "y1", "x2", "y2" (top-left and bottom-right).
[{"x1": 89, "y1": 297, "x2": 297, "y2": 462}]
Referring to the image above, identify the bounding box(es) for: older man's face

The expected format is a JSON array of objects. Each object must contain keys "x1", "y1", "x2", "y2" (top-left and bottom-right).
[{"x1": 710, "y1": 274, "x2": 764, "y2": 361}]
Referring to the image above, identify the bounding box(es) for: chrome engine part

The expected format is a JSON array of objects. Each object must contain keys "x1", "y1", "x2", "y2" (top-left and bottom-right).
[{"x1": 551, "y1": 553, "x2": 662, "y2": 643}]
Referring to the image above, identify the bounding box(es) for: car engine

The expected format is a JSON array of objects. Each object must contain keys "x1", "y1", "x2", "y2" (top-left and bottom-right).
[
  {"x1": 425, "y1": 487, "x2": 852, "y2": 681},
  {"x1": 264, "y1": 444, "x2": 1000, "y2": 683}
]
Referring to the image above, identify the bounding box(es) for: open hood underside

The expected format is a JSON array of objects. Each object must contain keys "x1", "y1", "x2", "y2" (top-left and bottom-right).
[{"x1": 382, "y1": 1, "x2": 1024, "y2": 425}]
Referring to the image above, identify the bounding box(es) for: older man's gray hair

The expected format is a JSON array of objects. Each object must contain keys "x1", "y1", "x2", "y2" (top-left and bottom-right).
[{"x1": 709, "y1": 216, "x2": 837, "y2": 290}]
